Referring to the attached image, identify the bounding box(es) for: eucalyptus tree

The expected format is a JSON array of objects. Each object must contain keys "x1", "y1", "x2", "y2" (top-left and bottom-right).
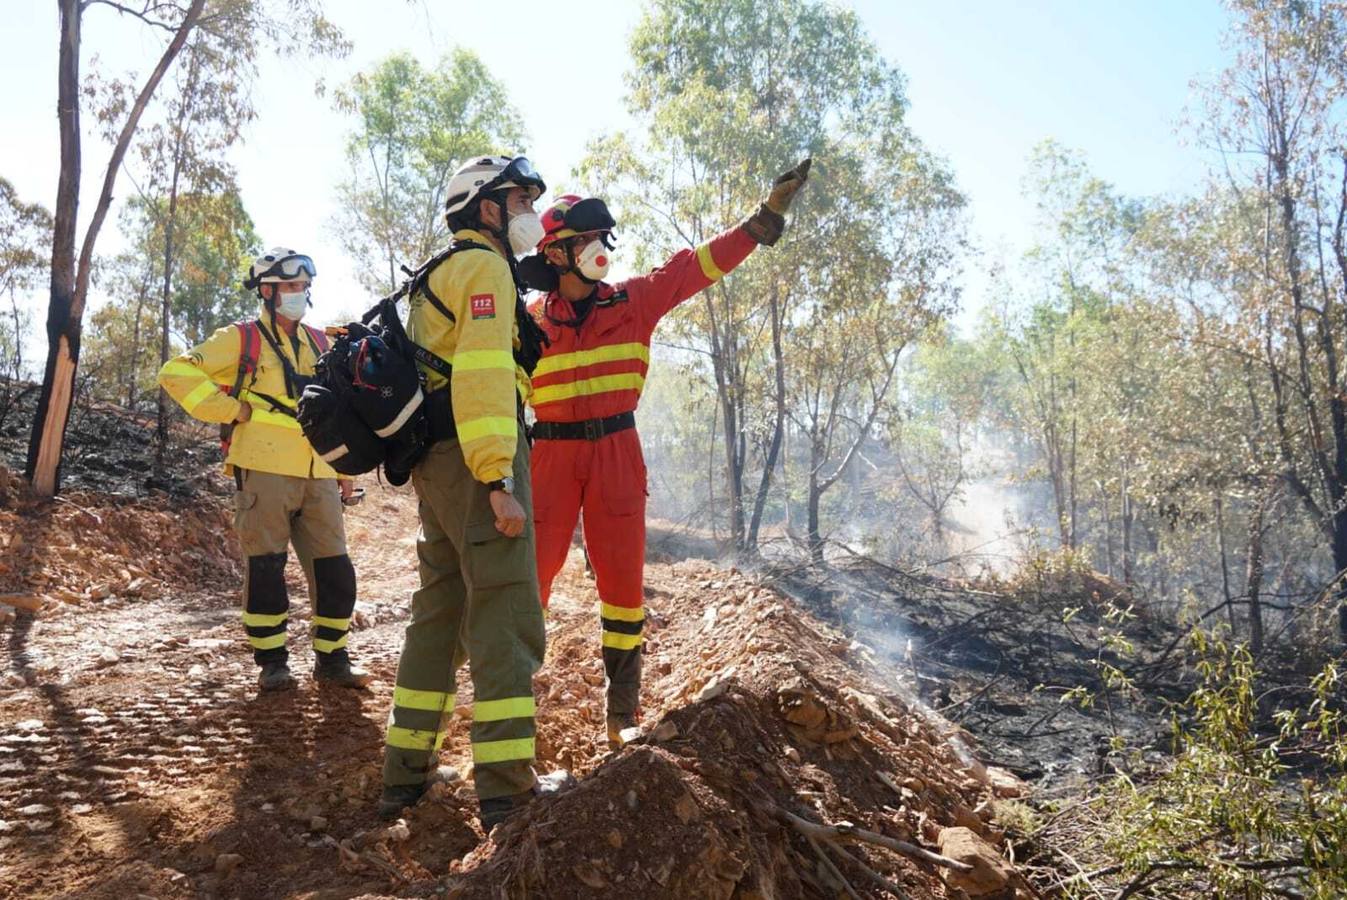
[
  {"x1": 334, "y1": 50, "x2": 525, "y2": 293},
  {"x1": 580, "y1": 0, "x2": 964, "y2": 555},
  {"x1": 26, "y1": 0, "x2": 347, "y2": 495}
]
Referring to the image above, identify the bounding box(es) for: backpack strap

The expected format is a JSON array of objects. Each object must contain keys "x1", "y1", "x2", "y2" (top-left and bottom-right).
[
  {"x1": 415, "y1": 239, "x2": 494, "y2": 325},
  {"x1": 302, "y1": 323, "x2": 329, "y2": 355},
  {"x1": 227, "y1": 321, "x2": 262, "y2": 398}
]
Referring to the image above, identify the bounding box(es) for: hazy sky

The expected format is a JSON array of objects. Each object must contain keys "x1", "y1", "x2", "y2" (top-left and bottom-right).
[{"x1": 1, "y1": 0, "x2": 1231, "y2": 336}]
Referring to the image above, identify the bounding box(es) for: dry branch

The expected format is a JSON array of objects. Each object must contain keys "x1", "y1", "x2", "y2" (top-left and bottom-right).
[
  {"x1": 0, "y1": 594, "x2": 45, "y2": 612},
  {"x1": 759, "y1": 802, "x2": 973, "y2": 873}
]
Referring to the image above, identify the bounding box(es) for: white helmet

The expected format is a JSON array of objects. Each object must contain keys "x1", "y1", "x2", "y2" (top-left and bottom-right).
[
  {"x1": 444, "y1": 155, "x2": 547, "y2": 219},
  {"x1": 243, "y1": 247, "x2": 316, "y2": 290}
]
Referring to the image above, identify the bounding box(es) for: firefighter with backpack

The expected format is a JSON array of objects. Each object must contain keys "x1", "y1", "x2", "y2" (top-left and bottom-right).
[
  {"x1": 519, "y1": 159, "x2": 811, "y2": 749},
  {"x1": 157, "y1": 248, "x2": 371, "y2": 692},
  {"x1": 379, "y1": 156, "x2": 571, "y2": 831}
]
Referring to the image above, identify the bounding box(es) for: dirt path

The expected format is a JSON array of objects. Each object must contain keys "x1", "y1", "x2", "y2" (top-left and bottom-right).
[
  {"x1": 3, "y1": 482, "x2": 1039, "y2": 899},
  {"x1": 0, "y1": 487, "x2": 732, "y2": 898}
]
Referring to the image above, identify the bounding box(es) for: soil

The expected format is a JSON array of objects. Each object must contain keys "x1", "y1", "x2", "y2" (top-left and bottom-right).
[{"x1": 0, "y1": 397, "x2": 1048, "y2": 899}]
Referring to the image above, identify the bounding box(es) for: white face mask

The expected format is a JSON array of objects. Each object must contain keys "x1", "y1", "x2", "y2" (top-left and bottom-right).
[
  {"x1": 576, "y1": 238, "x2": 612, "y2": 281},
  {"x1": 508, "y1": 212, "x2": 545, "y2": 257},
  {"x1": 275, "y1": 288, "x2": 309, "y2": 321}
]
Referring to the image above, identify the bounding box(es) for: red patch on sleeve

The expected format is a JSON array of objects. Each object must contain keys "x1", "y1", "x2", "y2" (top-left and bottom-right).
[{"x1": 470, "y1": 294, "x2": 496, "y2": 320}]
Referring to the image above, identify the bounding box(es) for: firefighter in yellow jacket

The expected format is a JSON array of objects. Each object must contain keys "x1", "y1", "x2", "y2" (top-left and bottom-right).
[
  {"x1": 158, "y1": 248, "x2": 371, "y2": 692},
  {"x1": 379, "y1": 156, "x2": 570, "y2": 830}
]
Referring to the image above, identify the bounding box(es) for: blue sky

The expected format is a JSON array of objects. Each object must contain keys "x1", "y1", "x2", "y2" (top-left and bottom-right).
[{"x1": 0, "y1": 0, "x2": 1231, "y2": 340}]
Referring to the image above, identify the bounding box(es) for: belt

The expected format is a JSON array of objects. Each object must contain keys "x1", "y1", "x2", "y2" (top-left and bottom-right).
[
  {"x1": 425, "y1": 387, "x2": 526, "y2": 444},
  {"x1": 532, "y1": 411, "x2": 635, "y2": 441}
]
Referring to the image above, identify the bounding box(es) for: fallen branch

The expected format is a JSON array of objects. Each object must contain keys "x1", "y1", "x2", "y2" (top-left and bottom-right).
[
  {"x1": 807, "y1": 836, "x2": 863, "y2": 900},
  {"x1": 759, "y1": 802, "x2": 973, "y2": 873},
  {"x1": 0, "y1": 594, "x2": 45, "y2": 612},
  {"x1": 832, "y1": 842, "x2": 913, "y2": 899}
]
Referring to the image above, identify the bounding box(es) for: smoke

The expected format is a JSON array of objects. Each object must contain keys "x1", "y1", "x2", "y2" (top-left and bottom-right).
[{"x1": 939, "y1": 433, "x2": 1044, "y2": 577}]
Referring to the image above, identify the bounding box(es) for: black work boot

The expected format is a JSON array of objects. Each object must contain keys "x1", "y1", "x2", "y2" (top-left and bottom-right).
[
  {"x1": 258, "y1": 661, "x2": 296, "y2": 692},
  {"x1": 377, "y1": 766, "x2": 461, "y2": 820},
  {"x1": 478, "y1": 769, "x2": 576, "y2": 832},
  {"x1": 314, "y1": 652, "x2": 372, "y2": 689}
]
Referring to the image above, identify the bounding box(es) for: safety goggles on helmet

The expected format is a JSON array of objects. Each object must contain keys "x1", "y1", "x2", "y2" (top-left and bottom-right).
[
  {"x1": 539, "y1": 195, "x2": 618, "y2": 250},
  {"x1": 244, "y1": 253, "x2": 316, "y2": 289},
  {"x1": 486, "y1": 156, "x2": 546, "y2": 200}
]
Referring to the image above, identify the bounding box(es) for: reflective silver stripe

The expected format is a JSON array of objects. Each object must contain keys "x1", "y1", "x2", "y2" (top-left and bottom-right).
[
  {"x1": 374, "y1": 390, "x2": 423, "y2": 438},
  {"x1": 319, "y1": 444, "x2": 349, "y2": 462}
]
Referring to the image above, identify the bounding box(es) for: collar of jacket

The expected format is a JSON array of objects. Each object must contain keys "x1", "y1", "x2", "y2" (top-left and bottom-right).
[
  {"x1": 544, "y1": 280, "x2": 624, "y2": 314},
  {"x1": 453, "y1": 227, "x2": 507, "y2": 260}
]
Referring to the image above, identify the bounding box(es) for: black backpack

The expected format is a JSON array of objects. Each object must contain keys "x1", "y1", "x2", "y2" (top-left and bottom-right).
[{"x1": 298, "y1": 239, "x2": 548, "y2": 486}]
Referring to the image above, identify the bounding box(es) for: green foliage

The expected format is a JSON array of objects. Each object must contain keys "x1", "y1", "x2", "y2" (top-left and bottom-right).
[
  {"x1": 0, "y1": 177, "x2": 52, "y2": 385},
  {"x1": 85, "y1": 191, "x2": 258, "y2": 407},
  {"x1": 1071, "y1": 635, "x2": 1347, "y2": 898},
  {"x1": 334, "y1": 50, "x2": 526, "y2": 293},
  {"x1": 587, "y1": 0, "x2": 966, "y2": 553}
]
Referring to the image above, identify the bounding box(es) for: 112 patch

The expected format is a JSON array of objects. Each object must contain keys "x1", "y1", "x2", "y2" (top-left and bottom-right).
[{"x1": 470, "y1": 294, "x2": 496, "y2": 320}]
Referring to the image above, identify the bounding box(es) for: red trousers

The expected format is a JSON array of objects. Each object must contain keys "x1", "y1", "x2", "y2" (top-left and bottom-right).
[{"x1": 531, "y1": 427, "x2": 646, "y2": 716}]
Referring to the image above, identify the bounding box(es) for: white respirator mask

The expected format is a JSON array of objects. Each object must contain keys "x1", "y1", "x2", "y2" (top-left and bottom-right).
[
  {"x1": 575, "y1": 239, "x2": 612, "y2": 282},
  {"x1": 275, "y1": 289, "x2": 310, "y2": 321},
  {"x1": 508, "y1": 212, "x2": 545, "y2": 257}
]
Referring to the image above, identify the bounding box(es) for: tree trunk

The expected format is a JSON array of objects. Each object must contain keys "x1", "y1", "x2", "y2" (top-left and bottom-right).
[
  {"x1": 25, "y1": 0, "x2": 82, "y2": 497},
  {"x1": 156, "y1": 147, "x2": 185, "y2": 457},
  {"x1": 127, "y1": 275, "x2": 150, "y2": 408},
  {"x1": 807, "y1": 441, "x2": 823, "y2": 566},
  {"x1": 1245, "y1": 479, "x2": 1270, "y2": 657},
  {"x1": 746, "y1": 279, "x2": 786, "y2": 553},
  {"x1": 25, "y1": 0, "x2": 204, "y2": 495},
  {"x1": 1215, "y1": 495, "x2": 1238, "y2": 634},
  {"x1": 1120, "y1": 460, "x2": 1133, "y2": 585}
]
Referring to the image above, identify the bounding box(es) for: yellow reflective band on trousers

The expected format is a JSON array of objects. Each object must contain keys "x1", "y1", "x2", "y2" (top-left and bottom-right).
[
  {"x1": 394, "y1": 686, "x2": 455, "y2": 712},
  {"x1": 697, "y1": 243, "x2": 727, "y2": 282},
  {"x1": 242, "y1": 611, "x2": 287, "y2": 628},
  {"x1": 472, "y1": 736, "x2": 535, "y2": 765},
  {"x1": 473, "y1": 696, "x2": 535, "y2": 723},
  {"x1": 248, "y1": 632, "x2": 287, "y2": 651},
  {"x1": 600, "y1": 602, "x2": 644, "y2": 623},
  {"x1": 386, "y1": 724, "x2": 447, "y2": 752},
  {"x1": 531, "y1": 373, "x2": 645, "y2": 406},
  {"x1": 456, "y1": 416, "x2": 519, "y2": 444},
  {"x1": 452, "y1": 349, "x2": 516, "y2": 372},
  {"x1": 532, "y1": 342, "x2": 650, "y2": 378},
  {"x1": 312, "y1": 615, "x2": 350, "y2": 631},
  {"x1": 313, "y1": 633, "x2": 349, "y2": 654},
  {"x1": 602, "y1": 631, "x2": 643, "y2": 651}
]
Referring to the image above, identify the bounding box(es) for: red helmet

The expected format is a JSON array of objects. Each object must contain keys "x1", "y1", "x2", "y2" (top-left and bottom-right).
[{"x1": 538, "y1": 194, "x2": 617, "y2": 250}]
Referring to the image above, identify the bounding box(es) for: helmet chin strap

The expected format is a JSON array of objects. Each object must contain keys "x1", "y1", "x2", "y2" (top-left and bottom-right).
[{"x1": 563, "y1": 242, "x2": 601, "y2": 285}]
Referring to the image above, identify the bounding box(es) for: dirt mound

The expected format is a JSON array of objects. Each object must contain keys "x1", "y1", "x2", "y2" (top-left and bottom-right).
[
  {"x1": 0, "y1": 476, "x2": 237, "y2": 618},
  {"x1": 359, "y1": 560, "x2": 1030, "y2": 899},
  {"x1": 1, "y1": 482, "x2": 1036, "y2": 899}
]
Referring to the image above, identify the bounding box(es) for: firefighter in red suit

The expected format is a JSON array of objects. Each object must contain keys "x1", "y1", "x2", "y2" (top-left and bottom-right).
[{"x1": 521, "y1": 160, "x2": 810, "y2": 748}]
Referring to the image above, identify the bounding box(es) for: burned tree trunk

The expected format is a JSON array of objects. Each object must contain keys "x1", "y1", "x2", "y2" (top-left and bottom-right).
[
  {"x1": 25, "y1": 0, "x2": 82, "y2": 497},
  {"x1": 25, "y1": 0, "x2": 204, "y2": 496}
]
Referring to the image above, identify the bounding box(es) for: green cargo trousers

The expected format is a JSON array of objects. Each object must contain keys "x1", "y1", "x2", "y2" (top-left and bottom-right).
[{"x1": 381, "y1": 424, "x2": 546, "y2": 801}]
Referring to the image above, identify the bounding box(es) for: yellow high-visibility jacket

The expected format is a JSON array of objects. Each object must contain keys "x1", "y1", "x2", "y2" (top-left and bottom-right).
[
  {"x1": 157, "y1": 308, "x2": 337, "y2": 479},
  {"x1": 407, "y1": 228, "x2": 529, "y2": 483}
]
